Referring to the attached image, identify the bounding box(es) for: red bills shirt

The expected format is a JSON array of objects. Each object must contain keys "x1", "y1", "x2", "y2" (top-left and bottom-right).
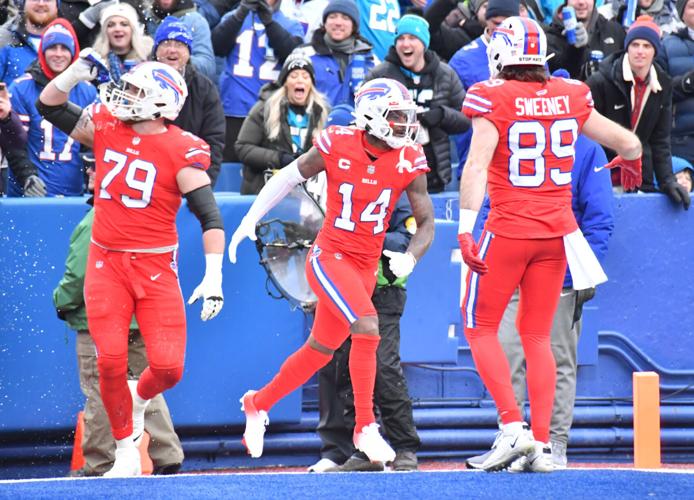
[
  {"x1": 463, "y1": 77, "x2": 594, "y2": 238},
  {"x1": 313, "y1": 126, "x2": 429, "y2": 267},
  {"x1": 90, "y1": 104, "x2": 211, "y2": 251}
]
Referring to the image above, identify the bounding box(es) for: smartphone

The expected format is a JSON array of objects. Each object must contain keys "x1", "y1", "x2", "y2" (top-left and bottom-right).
[{"x1": 0, "y1": 82, "x2": 6, "y2": 97}]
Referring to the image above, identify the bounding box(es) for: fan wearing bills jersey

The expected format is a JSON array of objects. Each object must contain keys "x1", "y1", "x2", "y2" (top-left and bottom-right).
[
  {"x1": 458, "y1": 16, "x2": 643, "y2": 472},
  {"x1": 36, "y1": 56, "x2": 226, "y2": 478},
  {"x1": 228, "y1": 78, "x2": 434, "y2": 466}
]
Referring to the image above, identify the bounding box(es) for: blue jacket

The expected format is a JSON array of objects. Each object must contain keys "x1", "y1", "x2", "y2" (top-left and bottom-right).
[
  {"x1": 658, "y1": 29, "x2": 694, "y2": 138},
  {"x1": 217, "y1": 9, "x2": 304, "y2": 117},
  {"x1": 477, "y1": 135, "x2": 614, "y2": 288},
  {"x1": 7, "y1": 63, "x2": 97, "y2": 197},
  {"x1": 300, "y1": 29, "x2": 375, "y2": 107},
  {"x1": 448, "y1": 35, "x2": 489, "y2": 91},
  {"x1": 0, "y1": 22, "x2": 39, "y2": 85}
]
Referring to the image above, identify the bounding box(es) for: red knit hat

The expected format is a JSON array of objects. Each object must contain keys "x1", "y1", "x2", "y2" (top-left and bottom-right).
[{"x1": 624, "y1": 15, "x2": 661, "y2": 54}]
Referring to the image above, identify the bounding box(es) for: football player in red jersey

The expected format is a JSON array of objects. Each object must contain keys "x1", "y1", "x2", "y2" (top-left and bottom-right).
[
  {"x1": 458, "y1": 17, "x2": 643, "y2": 472},
  {"x1": 228, "y1": 78, "x2": 435, "y2": 465},
  {"x1": 37, "y1": 53, "x2": 226, "y2": 477}
]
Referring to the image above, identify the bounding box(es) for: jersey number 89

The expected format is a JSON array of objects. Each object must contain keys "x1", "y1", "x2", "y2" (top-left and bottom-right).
[{"x1": 508, "y1": 118, "x2": 578, "y2": 187}]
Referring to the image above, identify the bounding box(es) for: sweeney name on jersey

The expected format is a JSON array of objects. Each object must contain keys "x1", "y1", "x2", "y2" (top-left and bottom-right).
[
  {"x1": 90, "y1": 104, "x2": 211, "y2": 251},
  {"x1": 313, "y1": 125, "x2": 428, "y2": 266}
]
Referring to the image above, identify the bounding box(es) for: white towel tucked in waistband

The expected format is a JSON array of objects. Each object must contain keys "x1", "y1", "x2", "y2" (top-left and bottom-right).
[{"x1": 563, "y1": 229, "x2": 608, "y2": 290}]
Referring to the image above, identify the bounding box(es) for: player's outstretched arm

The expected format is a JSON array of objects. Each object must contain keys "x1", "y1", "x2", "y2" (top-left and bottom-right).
[
  {"x1": 582, "y1": 109, "x2": 642, "y2": 161},
  {"x1": 457, "y1": 116, "x2": 498, "y2": 275},
  {"x1": 36, "y1": 49, "x2": 105, "y2": 148},
  {"x1": 227, "y1": 147, "x2": 326, "y2": 263},
  {"x1": 178, "y1": 167, "x2": 226, "y2": 321}
]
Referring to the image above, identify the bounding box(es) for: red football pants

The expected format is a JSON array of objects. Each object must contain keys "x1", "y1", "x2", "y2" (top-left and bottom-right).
[
  {"x1": 462, "y1": 232, "x2": 566, "y2": 443},
  {"x1": 253, "y1": 245, "x2": 380, "y2": 431},
  {"x1": 84, "y1": 244, "x2": 186, "y2": 440}
]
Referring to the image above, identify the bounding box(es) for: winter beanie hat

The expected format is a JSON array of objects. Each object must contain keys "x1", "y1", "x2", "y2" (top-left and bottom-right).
[
  {"x1": 395, "y1": 14, "x2": 430, "y2": 49},
  {"x1": 322, "y1": 0, "x2": 360, "y2": 31},
  {"x1": 624, "y1": 15, "x2": 661, "y2": 54}
]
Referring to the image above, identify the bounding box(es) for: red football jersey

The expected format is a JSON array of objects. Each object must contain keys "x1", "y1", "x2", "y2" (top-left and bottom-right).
[
  {"x1": 90, "y1": 104, "x2": 211, "y2": 251},
  {"x1": 313, "y1": 126, "x2": 429, "y2": 267},
  {"x1": 463, "y1": 77, "x2": 594, "y2": 238}
]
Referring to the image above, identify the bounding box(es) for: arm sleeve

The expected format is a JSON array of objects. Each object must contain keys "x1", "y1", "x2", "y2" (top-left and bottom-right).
[
  {"x1": 212, "y1": 7, "x2": 248, "y2": 56},
  {"x1": 0, "y1": 111, "x2": 28, "y2": 151},
  {"x1": 53, "y1": 214, "x2": 91, "y2": 313},
  {"x1": 265, "y1": 20, "x2": 304, "y2": 63}
]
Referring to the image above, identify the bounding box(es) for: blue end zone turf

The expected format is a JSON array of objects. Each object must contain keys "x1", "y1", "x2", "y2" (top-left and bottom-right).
[{"x1": 1, "y1": 469, "x2": 693, "y2": 499}]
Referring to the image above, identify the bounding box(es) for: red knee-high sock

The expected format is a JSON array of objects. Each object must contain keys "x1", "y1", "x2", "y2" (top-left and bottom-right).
[
  {"x1": 349, "y1": 334, "x2": 380, "y2": 433},
  {"x1": 97, "y1": 354, "x2": 132, "y2": 440},
  {"x1": 253, "y1": 342, "x2": 332, "y2": 412},
  {"x1": 521, "y1": 333, "x2": 556, "y2": 443},
  {"x1": 465, "y1": 327, "x2": 523, "y2": 424}
]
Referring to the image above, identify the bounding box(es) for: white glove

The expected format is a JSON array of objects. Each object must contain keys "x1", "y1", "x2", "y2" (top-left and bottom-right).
[
  {"x1": 187, "y1": 254, "x2": 224, "y2": 321},
  {"x1": 23, "y1": 175, "x2": 47, "y2": 197},
  {"x1": 228, "y1": 216, "x2": 257, "y2": 264},
  {"x1": 53, "y1": 48, "x2": 104, "y2": 93},
  {"x1": 382, "y1": 250, "x2": 416, "y2": 278},
  {"x1": 78, "y1": 0, "x2": 118, "y2": 29}
]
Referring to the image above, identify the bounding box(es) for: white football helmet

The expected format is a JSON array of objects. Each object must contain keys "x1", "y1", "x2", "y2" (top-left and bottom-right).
[
  {"x1": 487, "y1": 16, "x2": 549, "y2": 78},
  {"x1": 354, "y1": 78, "x2": 419, "y2": 149},
  {"x1": 101, "y1": 61, "x2": 188, "y2": 122}
]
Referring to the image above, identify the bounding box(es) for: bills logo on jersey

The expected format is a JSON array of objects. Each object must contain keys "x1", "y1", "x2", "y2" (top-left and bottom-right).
[{"x1": 153, "y1": 68, "x2": 184, "y2": 105}]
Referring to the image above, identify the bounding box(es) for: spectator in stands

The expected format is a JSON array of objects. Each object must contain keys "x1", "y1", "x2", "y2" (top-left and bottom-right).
[
  {"x1": 6, "y1": 19, "x2": 97, "y2": 197},
  {"x1": 90, "y1": 3, "x2": 153, "y2": 84},
  {"x1": 0, "y1": 80, "x2": 28, "y2": 195},
  {"x1": 658, "y1": 0, "x2": 694, "y2": 167},
  {"x1": 366, "y1": 14, "x2": 469, "y2": 193},
  {"x1": 0, "y1": 82, "x2": 27, "y2": 152},
  {"x1": 213, "y1": 0, "x2": 304, "y2": 162},
  {"x1": 155, "y1": 19, "x2": 225, "y2": 186},
  {"x1": 672, "y1": 156, "x2": 694, "y2": 192},
  {"x1": 235, "y1": 52, "x2": 328, "y2": 194},
  {"x1": 144, "y1": 0, "x2": 216, "y2": 80},
  {"x1": 356, "y1": 0, "x2": 401, "y2": 63},
  {"x1": 313, "y1": 195, "x2": 422, "y2": 473},
  {"x1": 449, "y1": 0, "x2": 520, "y2": 90},
  {"x1": 295, "y1": 0, "x2": 376, "y2": 107},
  {"x1": 53, "y1": 169, "x2": 184, "y2": 478},
  {"x1": 466, "y1": 133, "x2": 614, "y2": 471},
  {"x1": 587, "y1": 16, "x2": 691, "y2": 209},
  {"x1": 425, "y1": 0, "x2": 487, "y2": 62},
  {"x1": 545, "y1": 0, "x2": 625, "y2": 80},
  {"x1": 0, "y1": 0, "x2": 59, "y2": 84},
  {"x1": 599, "y1": 0, "x2": 682, "y2": 36},
  {"x1": 278, "y1": 0, "x2": 328, "y2": 42}
]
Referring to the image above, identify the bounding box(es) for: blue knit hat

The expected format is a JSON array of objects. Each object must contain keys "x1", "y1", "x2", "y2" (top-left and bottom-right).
[
  {"x1": 322, "y1": 0, "x2": 360, "y2": 31},
  {"x1": 485, "y1": 0, "x2": 519, "y2": 19},
  {"x1": 154, "y1": 18, "x2": 193, "y2": 53},
  {"x1": 624, "y1": 15, "x2": 661, "y2": 55},
  {"x1": 41, "y1": 23, "x2": 75, "y2": 57},
  {"x1": 395, "y1": 14, "x2": 430, "y2": 50}
]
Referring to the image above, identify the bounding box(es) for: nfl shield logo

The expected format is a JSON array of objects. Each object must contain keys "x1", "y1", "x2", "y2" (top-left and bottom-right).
[{"x1": 367, "y1": 165, "x2": 375, "y2": 175}]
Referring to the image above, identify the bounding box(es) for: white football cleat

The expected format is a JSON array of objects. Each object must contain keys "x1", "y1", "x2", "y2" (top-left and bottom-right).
[
  {"x1": 353, "y1": 423, "x2": 396, "y2": 464},
  {"x1": 240, "y1": 390, "x2": 269, "y2": 458},
  {"x1": 128, "y1": 380, "x2": 150, "y2": 447},
  {"x1": 509, "y1": 441, "x2": 554, "y2": 473},
  {"x1": 481, "y1": 421, "x2": 534, "y2": 472},
  {"x1": 103, "y1": 447, "x2": 141, "y2": 478}
]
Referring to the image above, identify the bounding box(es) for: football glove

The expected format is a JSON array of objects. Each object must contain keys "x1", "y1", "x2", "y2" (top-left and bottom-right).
[
  {"x1": 187, "y1": 254, "x2": 224, "y2": 321},
  {"x1": 382, "y1": 250, "x2": 416, "y2": 278},
  {"x1": 458, "y1": 233, "x2": 488, "y2": 275},
  {"x1": 53, "y1": 48, "x2": 107, "y2": 93},
  {"x1": 601, "y1": 155, "x2": 642, "y2": 191}
]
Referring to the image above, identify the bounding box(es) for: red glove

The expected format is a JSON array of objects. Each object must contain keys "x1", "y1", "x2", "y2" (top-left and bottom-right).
[
  {"x1": 602, "y1": 155, "x2": 642, "y2": 191},
  {"x1": 458, "y1": 233, "x2": 488, "y2": 275}
]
